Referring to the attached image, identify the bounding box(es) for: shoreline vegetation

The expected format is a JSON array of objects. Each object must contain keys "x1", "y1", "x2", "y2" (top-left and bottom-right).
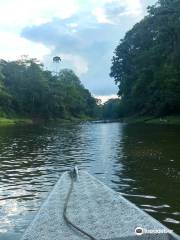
[
  {"x1": 110, "y1": 1, "x2": 180, "y2": 121},
  {"x1": 1, "y1": 2, "x2": 180, "y2": 126},
  {"x1": 0, "y1": 117, "x2": 33, "y2": 126},
  {"x1": 121, "y1": 116, "x2": 180, "y2": 125},
  {"x1": 0, "y1": 59, "x2": 99, "y2": 124},
  {"x1": 1, "y1": 115, "x2": 180, "y2": 127},
  {"x1": 0, "y1": 116, "x2": 95, "y2": 126}
]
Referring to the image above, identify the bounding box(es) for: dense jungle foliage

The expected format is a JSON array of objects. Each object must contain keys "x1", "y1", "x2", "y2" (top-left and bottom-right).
[
  {"x1": 101, "y1": 99, "x2": 120, "y2": 119},
  {"x1": 110, "y1": 0, "x2": 180, "y2": 117},
  {"x1": 0, "y1": 57, "x2": 98, "y2": 119}
]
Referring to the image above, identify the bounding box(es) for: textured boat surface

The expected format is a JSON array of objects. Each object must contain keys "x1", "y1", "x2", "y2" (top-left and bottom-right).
[{"x1": 21, "y1": 171, "x2": 180, "y2": 240}]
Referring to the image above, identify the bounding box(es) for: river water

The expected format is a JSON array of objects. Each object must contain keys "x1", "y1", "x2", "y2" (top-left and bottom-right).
[{"x1": 0, "y1": 122, "x2": 179, "y2": 239}]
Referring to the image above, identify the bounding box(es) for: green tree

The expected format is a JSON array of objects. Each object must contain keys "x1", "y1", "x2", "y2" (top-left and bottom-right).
[
  {"x1": 0, "y1": 58, "x2": 98, "y2": 120},
  {"x1": 102, "y1": 99, "x2": 120, "y2": 119},
  {"x1": 58, "y1": 69, "x2": 97, "y2": 118},
  {"x1": 110, "y1": 0, "x2": 180, "y2": 116},
  {"x1": 0, "y1": 63, "x2": 12, "y2": 116}
]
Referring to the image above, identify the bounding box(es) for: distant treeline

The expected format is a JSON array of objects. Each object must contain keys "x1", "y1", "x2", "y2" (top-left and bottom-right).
[
  {"x1": 110, "y1": 0, "x2": 180, "y2": 118},
  {"x1": 0, "y1": 58, "x2": 98, "y2": 119},
  {"x1": 100, "y1": 99, "x2": 120, "y2": 120}
]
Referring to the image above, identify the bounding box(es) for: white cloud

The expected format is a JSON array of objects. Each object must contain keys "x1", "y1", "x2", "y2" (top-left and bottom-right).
[
  {"x1": 0, "y1": 0, "x2": 79, "y2": 29},
  {"x1": 93, "y1": 0, "x2": 143, "y2": 24},
  {"x1": 21, "y1": 0, "x2": 143, "y2": 95},
  {"x1": 0, "y1": 0, "x2": 142, "y2": 29},
  {"x1": 0, "y1": 32, "x2": 51, "y2": 61},
  {"x1": 125, "y1": 0, "x2": 142, "y2": 16},
  {"x1": 93, "y1": 8, "x2": 113, "y2": 24},
  {"x1": 0, "y1": 0, "x2": 151, "y2": 95},
  {"x1": 60, "y1": 53, "x2": 89, "y2": 76},
  {"x1": 95, "y1": 94, "x2": 118, "y2": 103}
]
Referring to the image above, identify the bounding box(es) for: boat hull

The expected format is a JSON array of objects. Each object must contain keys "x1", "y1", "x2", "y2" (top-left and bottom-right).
[{"x1": 21, "y1": 171, "x2": 180, "y2": 240}]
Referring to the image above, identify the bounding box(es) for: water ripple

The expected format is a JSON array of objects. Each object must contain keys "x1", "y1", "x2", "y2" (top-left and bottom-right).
[{"x1": 0, "y1": 122, "x2": 179, "y2": 239}]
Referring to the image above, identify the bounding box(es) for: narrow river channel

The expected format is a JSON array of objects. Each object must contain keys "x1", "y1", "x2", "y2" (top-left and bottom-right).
[{"x1": 0, "y1": 122, "x2": 180, "y2": 239}]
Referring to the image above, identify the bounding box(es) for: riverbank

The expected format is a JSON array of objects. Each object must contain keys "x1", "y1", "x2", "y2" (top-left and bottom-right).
[
  {"x1": 122, "y1": 116, "x2": 180, "y2": 125},
  {"x1": 0, "y1": 116, "x2": 94, "y2": 126},
  {"x1": 0, "y1": 117, "x2": 33, "y2": 126},
  {"x1": 2, "y1": 115, "x2": 180, "y2": 126}
]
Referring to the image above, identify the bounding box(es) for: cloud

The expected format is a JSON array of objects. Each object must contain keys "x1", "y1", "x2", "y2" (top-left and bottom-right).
[
  {"x1": 0, "y1": 0, "x2": 79, "y2": 63},
  {"x1": 96, "y1": 94, "x2": 118, "y2": 104},
  {"x1": 60, "y1": 53, "x2": 89, "y2": 75},
  {"x1": 21, "y1": 16, "x2": 122, "y2": 95},
  {"x1": 21, "y1": 3, "x2": 142, "y2": 95},
  {"x1": 0, "y1": 0, "x2": 79, "y2": 29},
  {"x1": 93, "y1": 0, "x2": 143, "y2": 24},
  {"x1": 93, "y1": 8, "x2": 113, "y2": 24},
  {"x1": 0, "y1": 32, "x2": 51, "y2": 61},
  {"x1": 0, "y1": 0, "x2": 156, "y2": 96}
]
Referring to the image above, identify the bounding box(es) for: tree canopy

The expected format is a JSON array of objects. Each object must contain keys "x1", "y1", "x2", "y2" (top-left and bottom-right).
[
  {"x1": 0, "y1": 57, "x2": 98, "y2": 119},
  {"x1": 110, "y1": 0, "x2": 180, "y2": 117},
  {"x1": 102, "y1": 99, "x2": 120, "y2": 120}
]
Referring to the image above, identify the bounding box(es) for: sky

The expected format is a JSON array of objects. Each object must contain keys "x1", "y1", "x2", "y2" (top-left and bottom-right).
[{"x1": 0, "y1": 0, "x2": 156, "y2": 101}]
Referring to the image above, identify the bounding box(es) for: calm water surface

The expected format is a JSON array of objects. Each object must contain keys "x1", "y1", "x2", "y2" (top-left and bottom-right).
[{"x1": 0, "y1": 122, "x2": 180, "y2": 239}]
